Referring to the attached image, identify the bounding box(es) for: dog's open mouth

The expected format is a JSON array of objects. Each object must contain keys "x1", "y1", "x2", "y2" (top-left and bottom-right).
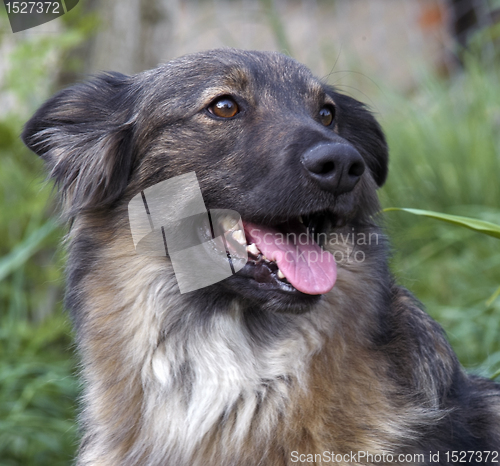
[
  {"x1": 134, "y1": 200, "x2": 339, "y2": 296},
  {"x1": 233, "y1": 214, "x2": 337, "y2": 296}
]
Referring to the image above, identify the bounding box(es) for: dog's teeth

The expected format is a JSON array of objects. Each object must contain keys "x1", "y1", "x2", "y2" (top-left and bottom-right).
[
  {"x1": 232, "y1": 229, "x2": 246, "y2": 245},
  {"x1": 246, "y1": 243, "x2": 260, "y2": 255},
  {"x1": 261, "y1": 254, "x2": 268, "y2": 261},
  {"x1": 277, "y1": 269, "x2": 285, "y2": 279},
  {"x1": 298, "y1": 216, "x2": 303, "y2": 224},
  {"x1": 221, "y1": 216, "x2": 235, "y2": 232}
]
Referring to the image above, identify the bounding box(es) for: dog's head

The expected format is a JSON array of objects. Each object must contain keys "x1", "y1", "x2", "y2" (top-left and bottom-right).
[{"x1": 23, "y1": 49, "x2": 388, "y2": 314}]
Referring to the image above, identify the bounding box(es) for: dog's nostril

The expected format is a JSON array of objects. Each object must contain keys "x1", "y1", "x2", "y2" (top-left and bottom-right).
[
  {"x1": 349, "y1": 161, "x2": 365, "y2": 177},
  {"x1": 319, "y1": 161, "x2": 335, "y2": 175}
]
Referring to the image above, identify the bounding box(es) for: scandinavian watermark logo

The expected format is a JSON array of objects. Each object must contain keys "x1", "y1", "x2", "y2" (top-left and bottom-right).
[
  {"x1": 128, "y1": 172, "x2": 248, "y2": 294},
  {"x1": 3, "y1": 0, "x2": 79, "y2": 33}
]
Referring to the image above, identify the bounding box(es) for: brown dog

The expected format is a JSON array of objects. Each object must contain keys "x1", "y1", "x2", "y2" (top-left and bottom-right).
[{"x1": 23, "y1": 49, "x2": 500, "y2": 465}]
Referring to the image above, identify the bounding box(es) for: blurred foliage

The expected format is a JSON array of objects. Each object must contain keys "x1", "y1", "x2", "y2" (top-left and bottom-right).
[
  {"x1": 0, "y1": 315, "x2": 78, "y2": 466},
  {"x1": 379, "y1": 50, "x2": 500, "y2": 377},
  {"x1": 0, "y1": 3, "x2": 499, "y2": 464},
  {"x1": 0, "y1": 3, "x2": 95, "y2": 465}
]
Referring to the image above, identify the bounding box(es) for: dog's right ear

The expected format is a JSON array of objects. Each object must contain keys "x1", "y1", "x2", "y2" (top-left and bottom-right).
[
  {"x1": 22, "y1": 72, "x2": 137, "y2": 218},
  {"x1": 326, "y1": 89, "x2": 389, "y2": 187}
]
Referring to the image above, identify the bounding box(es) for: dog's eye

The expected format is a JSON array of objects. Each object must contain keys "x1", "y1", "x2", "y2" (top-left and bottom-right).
[
  {"x1": 208, "y1": 96, "x2": 239, "y2": 118},
  {"x1": 319, "y1": 105, "x2": 335, "y2": 127}
]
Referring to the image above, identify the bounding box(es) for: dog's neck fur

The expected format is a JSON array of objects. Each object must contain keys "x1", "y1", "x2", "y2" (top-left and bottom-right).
[{"x1": 72, "y1": 221, "x2": 439, "y2": 466}]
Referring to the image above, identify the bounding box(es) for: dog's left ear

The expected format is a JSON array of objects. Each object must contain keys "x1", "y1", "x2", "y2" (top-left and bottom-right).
[
  {"x1": 329, "y1": 90, "x2": 389, "y2": 187},
  {"x1": 22, "y1": 72, "x2": 137, "y2": 217}
]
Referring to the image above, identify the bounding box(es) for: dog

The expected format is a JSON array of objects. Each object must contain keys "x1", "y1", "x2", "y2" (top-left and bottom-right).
[{"x1": 23, "y1": 49, "x2": 500, "y2": 465}]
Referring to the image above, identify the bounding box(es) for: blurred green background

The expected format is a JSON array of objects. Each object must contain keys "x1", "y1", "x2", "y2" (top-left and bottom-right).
[{"x1": 1, "y1": 0, "x2": 500, "y2": 464}]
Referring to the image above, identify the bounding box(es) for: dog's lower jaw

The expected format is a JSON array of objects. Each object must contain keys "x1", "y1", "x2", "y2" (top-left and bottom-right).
[{"x1": 215, "y1": 278, "x2": 323, "y2": 315}]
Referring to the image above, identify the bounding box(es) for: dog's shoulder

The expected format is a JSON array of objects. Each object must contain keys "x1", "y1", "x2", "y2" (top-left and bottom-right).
[
  {"x1": 383, "y1": 285, "x2": 500, "y2": 451},
  {"x1": 370, "y1": 285, "x2": 455, "y2": 387}
]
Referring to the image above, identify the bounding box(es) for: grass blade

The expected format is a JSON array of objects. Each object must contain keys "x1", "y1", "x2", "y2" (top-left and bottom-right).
[
  {"x1": 490, "y1": 367, "x2": 500, "y2": 380},
  {"x1": 383, "y1": 208, "x2": 500, "y2": 240},
  {"x1": 486, "y1": 285, "x2": 500, "y2": 308},
  {"x1": 0, "y1": 220, "x2": 58, "y2": 282}
]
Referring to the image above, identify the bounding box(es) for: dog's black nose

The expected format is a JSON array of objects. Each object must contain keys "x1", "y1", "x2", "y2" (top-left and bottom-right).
[{"x1": 301, "y1": 143, "x2": 365, "y2": 195}]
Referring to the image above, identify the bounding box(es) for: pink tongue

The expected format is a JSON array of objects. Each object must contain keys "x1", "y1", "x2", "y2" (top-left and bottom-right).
[{"x1": 245, "y1": 222, "x2": 337, "y2": 295}]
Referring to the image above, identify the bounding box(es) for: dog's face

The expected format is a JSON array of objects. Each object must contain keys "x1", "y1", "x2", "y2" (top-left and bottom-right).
[{"x1": 23, "y1": 49, "x2": 388, "y2": 314}]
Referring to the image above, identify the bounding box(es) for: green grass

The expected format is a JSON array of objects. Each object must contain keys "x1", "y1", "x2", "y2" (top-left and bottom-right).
[
  {"x1": 0, "y1": 315, "x2": 78, "y2": 466},
  {"x1": 0, "y1": 9, "x2": 88, "y2": 465},
  {"x1": 379, "y1": 56, "x2": 500, "y2": 375}
]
